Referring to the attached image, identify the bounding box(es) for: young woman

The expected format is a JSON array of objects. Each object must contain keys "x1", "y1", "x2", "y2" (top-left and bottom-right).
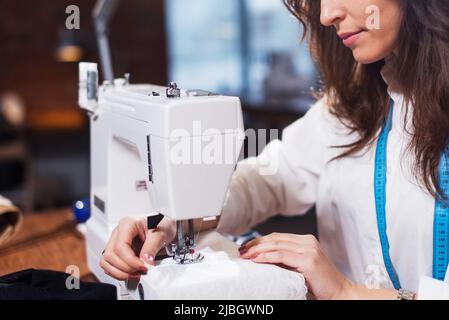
[{"x1": 100, "y1": 0, "x2": 449, "y2": 299}]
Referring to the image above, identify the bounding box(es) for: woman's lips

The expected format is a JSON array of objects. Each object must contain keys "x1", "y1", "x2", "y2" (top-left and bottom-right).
[{"x1": 339, "y1": 30, "x2": 364, "y2": 47}]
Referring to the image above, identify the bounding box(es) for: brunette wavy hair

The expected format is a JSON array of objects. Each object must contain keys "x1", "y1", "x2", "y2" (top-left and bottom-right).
[{"x1": 283, "y1": 0, "x2": 449, "y2": 197}]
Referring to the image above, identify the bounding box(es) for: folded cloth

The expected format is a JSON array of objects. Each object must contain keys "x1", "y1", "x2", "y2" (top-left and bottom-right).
[
  {"x1": 0, "y1": 195, "x2": 22, "y2": 246},
  {"x1": 0, "y1": 269, "x2": 117, "y2": 300},
  {"x1": 138, "y1": 231, "x2": 307, "y2": 300}
]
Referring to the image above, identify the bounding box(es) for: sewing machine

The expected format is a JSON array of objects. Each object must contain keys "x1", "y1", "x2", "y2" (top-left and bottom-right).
[{"x1": 78, "y1": 62, "x2": 244, "y2": 299}]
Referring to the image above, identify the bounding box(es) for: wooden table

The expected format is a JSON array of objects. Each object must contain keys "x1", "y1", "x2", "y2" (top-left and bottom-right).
[
  {"x1": 0, "y1": 208, "x2": 96, "y2": 281},
  {"x1": 0, "y1": 209, "x2": 316, "y2": 300}
]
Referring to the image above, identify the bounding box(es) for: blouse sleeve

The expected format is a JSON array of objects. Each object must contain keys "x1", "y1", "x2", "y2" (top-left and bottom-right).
[
  {"x1": 217, "y1": 97, "x2": 341, "y2": 235},
  {"x1": 417, "y1": 274, "x2": 449, "y2": 299}
]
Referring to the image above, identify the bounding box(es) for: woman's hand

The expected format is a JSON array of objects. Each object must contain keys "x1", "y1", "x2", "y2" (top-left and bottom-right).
[
  {"x1": 100, "y1": 216, "x2": 176, "y2": 281},
  {"x1": 239, "y1": 233, "x2": 355, "y2": 300}
]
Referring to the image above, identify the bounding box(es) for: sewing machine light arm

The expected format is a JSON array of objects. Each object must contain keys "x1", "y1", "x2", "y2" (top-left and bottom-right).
[{"x1": 92, "y1": 0, "x2": 120, "y2": 83}]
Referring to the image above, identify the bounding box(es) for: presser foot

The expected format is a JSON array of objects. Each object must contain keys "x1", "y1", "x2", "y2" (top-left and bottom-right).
[
  {"x1": 165, "y1": 244, "x2": 204, "y2": 264},
  {"x1": 172, "y1": 251, "x2": 204, "y2": 264},
  {"x1": 164, "y1": 219, "x2": 204, "y2": 264}
]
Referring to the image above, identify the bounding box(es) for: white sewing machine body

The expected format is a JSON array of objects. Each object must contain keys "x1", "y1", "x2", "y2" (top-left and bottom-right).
[{"x1": 79, "y1": 63, "x2": 245, "y2": 298}]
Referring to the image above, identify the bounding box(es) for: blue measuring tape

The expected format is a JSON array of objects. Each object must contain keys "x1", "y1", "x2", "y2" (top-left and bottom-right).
[
  {"x1": 434, "y1": 145, "x2": 449, "y2": 280},
  {"x1": 374, "y1": 99, "x2": 449, "y2": 290}
]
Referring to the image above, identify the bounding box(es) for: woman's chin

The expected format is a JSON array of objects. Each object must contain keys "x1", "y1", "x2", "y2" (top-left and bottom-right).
[{"x1": 352, "y1": 48, "x2": 385, "y2": 65}]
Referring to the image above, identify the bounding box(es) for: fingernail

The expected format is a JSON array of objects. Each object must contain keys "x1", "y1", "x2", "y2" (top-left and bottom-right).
[
  {"x1": 144, "y1": 253, "x2": 154, "y2": 262},
  {"x1": 140, "y1": 265, "x2": 148, "y2": 273}
]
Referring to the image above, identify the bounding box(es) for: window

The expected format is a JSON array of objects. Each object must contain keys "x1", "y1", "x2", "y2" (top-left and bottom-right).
[{"x1": 165, "y1": 0, "x2": 317, "y2": 98}]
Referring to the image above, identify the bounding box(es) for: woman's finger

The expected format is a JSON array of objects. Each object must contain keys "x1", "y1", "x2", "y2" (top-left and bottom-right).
[
  {"x1": 240, "y1": 240, "x2": 311, "y2": 259},
  {"x1": 114, "y1": 224, "x2": 148, "y2": 271},
  {"x1": 100, "y1": 258, "x2": 140, "y2": 281},
  {"x1": 242, "y1": 233, "x2": 318, "y2": 251},
  {"x1": 252, "y1": 251, "x2": 320, "y2": 277},
  {"x1": 103, "y1": 251, "x2": 141, "y2": 274},
  {"x1": 251, "y1": 250, "x2": 303, "y2": 270}
]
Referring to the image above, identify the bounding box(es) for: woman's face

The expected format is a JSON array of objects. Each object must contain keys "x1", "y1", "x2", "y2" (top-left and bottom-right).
[{"x1": 320, "y1": 0, "x2": 403, "y2": 64}]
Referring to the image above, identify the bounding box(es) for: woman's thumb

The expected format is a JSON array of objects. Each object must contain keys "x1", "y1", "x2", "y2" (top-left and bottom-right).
[{"x1": 139, "y1": 230, "x2": 165, "y2": 265}]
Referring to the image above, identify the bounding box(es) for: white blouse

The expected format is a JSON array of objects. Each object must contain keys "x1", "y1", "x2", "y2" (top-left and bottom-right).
[{"x1": 218, "y1": 80, "x2": 449, "y2": 296}]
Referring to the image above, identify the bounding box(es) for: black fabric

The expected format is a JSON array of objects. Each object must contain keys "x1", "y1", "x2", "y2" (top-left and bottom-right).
[
  {"x1": 0, "y1": 269, "x2": 117, "y2": 300},
  {"x1": 147, "y1": 213, "x2": 164, "y2": 229}
]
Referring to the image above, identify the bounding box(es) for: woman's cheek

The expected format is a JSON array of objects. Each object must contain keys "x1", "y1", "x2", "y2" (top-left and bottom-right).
[{"x1": 350, "y1": 29, "x2": 396, "y2": 64}]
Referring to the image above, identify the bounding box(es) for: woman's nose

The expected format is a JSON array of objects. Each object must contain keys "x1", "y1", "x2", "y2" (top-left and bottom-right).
[{"x1": 320, "y1": 0, "x2": 346, "y2": 27}]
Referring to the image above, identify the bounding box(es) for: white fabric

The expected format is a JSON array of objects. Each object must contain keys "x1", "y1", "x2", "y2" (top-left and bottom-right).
[
  {"x1": 141, "y1": 231, "x2": 307, "y2": 300},
  {"x1": 217, "y1": 63, "x2": 448, "y2": 297}
]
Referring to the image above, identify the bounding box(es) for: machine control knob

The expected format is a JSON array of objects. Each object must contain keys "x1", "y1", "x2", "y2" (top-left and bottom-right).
[{"x1": 166, "y1": 82, "x2": 181, "y2": 98}]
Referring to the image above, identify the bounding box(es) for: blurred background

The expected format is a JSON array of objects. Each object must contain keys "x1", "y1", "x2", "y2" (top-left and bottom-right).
[{"x1": 0, "y1": 0, "x2": 319, "y2": 235}]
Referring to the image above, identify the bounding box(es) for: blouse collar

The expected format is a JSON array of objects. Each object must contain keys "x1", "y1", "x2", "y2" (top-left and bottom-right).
[{"x1": 380, "y1": 54, "x2": 403, "y2": 105}]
